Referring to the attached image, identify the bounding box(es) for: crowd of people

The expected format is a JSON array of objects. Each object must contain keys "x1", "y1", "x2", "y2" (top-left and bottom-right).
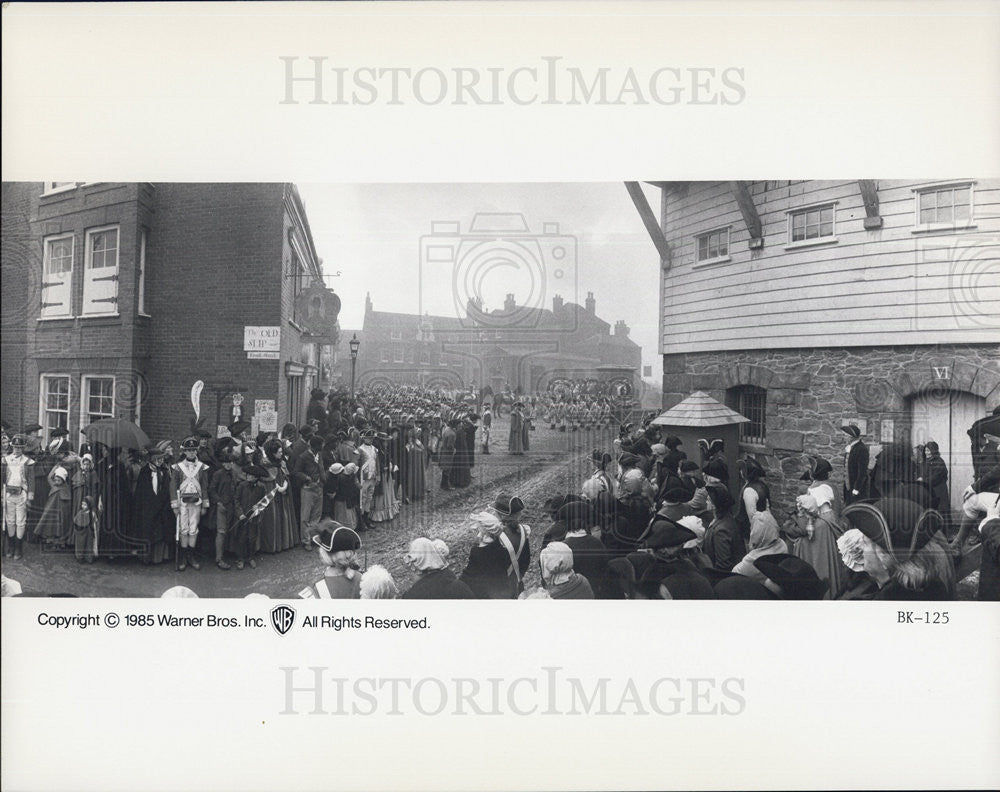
[
  {"x1": 293, "y1": 407, "x2": 998, "y2": 601},
  {"x1": 0, "y1": 383, "x2": 628, "y2": 575},
  {"x1": 3, "y1": 388, "x2": 998, "y2": 601}
]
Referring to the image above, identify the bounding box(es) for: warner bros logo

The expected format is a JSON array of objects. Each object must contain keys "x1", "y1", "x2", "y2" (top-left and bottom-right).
[{"x1": 270, "y1": 605, "x2": 296, "y2": 636}]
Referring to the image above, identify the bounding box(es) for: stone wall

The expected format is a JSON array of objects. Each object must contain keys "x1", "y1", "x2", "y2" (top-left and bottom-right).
[{"x1": 662, "y1": 344, "x2": 1000, "y2": 514}]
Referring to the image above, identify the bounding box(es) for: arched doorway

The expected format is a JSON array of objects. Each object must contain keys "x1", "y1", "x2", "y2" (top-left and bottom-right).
[{"x1": 909, "y1": 389, "x2": 986, "y2": 513}]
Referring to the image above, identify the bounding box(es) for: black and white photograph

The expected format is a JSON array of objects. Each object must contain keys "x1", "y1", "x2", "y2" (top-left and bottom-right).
[
  {"x1": 3, "y1": 3, "x2": 999, "y2": 792},
  {"x1": 3, "y1": 179, "x2": 998, "y2": 601}
]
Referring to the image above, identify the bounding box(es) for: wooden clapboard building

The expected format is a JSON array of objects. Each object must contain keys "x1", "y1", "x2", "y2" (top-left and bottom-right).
[{"x1": 628, "y1": 179, "x2": 1000, "y2": 513}]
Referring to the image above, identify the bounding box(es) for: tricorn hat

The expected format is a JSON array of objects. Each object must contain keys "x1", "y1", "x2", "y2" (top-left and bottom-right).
[
  {"x1": 752, "y1": 553, "x2": 829, "y2": 600},
  {"x1": 493, "y1": 494, "x2": 524, "y2": 516},
  {"x1": 229, "y1": 420, "x2": 251, "y2": 438},
  {"x1": 642, "y1": 517, "x2": 697, "y2": 550},
  {"x1": 313, "y1": 521, "x2": 361, "y2": 554},
  {"x1": 840, "y1": 423, "x2": 863, "y2": 440},
  {"x1": 702, "y1": 459, "x2": 729, "y2": 481}
]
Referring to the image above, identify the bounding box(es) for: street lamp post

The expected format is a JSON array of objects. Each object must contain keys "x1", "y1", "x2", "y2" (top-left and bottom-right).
[{"x1": 349, "y1": 333, "x2": 360, "y2": 399}]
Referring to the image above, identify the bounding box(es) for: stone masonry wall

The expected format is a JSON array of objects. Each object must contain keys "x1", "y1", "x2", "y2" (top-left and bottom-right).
[{"x1": 662, "y1": 344, "x2": 1000, "y2": 516}]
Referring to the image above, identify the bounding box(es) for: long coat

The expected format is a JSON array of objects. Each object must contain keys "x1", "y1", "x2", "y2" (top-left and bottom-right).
[
  {"x1": 132, "y1": 463, "x2": 172, "y2": 554},
  {"x1": 844, "y1": 442, "x2": 870, "y2": 504},
  {"x1": 977, "y1": 517, "x2": 1000, "y2": 601},
  {"x1": 508, "y1": 411, "x2": 525, "y2": 455},
  {"x1": 703, "y1": 514, "x2": 747, "y2": 572},
  {"x1": 97, "y1": 453, "x2": 135, "y2": 554},
  {"x1": 923, "y1": 454, "x2": 950, "y2": 512}
]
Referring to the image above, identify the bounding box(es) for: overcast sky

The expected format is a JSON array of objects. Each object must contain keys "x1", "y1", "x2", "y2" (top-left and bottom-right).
[{"x1": 297, "y1": 182, "x2": 663, "y2": 382}]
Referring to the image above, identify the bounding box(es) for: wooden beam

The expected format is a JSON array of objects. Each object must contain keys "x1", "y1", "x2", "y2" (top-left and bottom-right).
[
  {"x1": 624, "y1": 181, "x2": 671, "y2": 268},
  {"x1": 858, "y1": 179, "x2": 883, "y2": 229},
  {"x1": 728, "y1": 181, "x2": 764, "y2": 249}
]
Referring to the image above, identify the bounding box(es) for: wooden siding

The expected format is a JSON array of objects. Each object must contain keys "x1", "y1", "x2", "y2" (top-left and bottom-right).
[{"x1": 660, "y1": 180, "x2": 1000, "y2": 353}]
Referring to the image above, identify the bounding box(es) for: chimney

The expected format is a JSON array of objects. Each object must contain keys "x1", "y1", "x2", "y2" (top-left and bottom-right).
[
  {"x1": 504, "y1": 293, "x2": 516, "y2": 312},
  {"x1": 585, "y1": 292, "x2": 595, "y2": 314},
  {"x1": 614, "y1": 320, "x2": 630, "y2": 337},
  {"x1": 466, "y1": 296, "x2": 483, "y2": 318},
  {"x1": 552, "y1": 294, "x2": 564, "y2": 312},
  {"x1": 365, "y1": 292, "x2": 373, "y2": 315}
]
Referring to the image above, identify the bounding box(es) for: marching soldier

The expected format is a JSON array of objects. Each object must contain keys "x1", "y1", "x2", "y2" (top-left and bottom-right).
[
  {"x1": 3, "y1": 435, "x2": 34, "y2": 560},
  {"x1": 169, "y1": 437, "x2": 211, "y2": 571}
]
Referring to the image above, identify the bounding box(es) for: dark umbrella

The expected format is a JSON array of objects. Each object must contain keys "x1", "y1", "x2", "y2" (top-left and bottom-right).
[
  {"x1": 83, "y1": 418, "x2": 151, "y2": 451},
  {"x1": 968, "y1": 413, "x2": 1000, "y2": 440}
]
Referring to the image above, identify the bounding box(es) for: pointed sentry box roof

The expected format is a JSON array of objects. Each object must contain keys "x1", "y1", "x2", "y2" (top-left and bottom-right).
[{"x1": 650, "y1": 391, "x2": 750, "y2": 427}]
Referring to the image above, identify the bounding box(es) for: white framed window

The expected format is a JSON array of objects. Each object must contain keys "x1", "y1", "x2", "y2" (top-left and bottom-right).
[
  {"x1": 695, "y1": 226, "x2": 731, "y2": 264},
  {"x1": 40, "y1": 375, "x2": 71, "y2": 440},
  {"x1": 81, "y1": 376, "x2": 116, "y2": 427},
  {"x1": 390, "y1": 331, "x2": 403, "y2": 341},
  {"x1": 82, "y1": 226, "x2": 119, "y2": 316},
  {"x1": 137, "y1": 229, "x2": 149, "y2": 316},
  {"x1": 913, "y1": 182, "x2": 975, "y2": 232},
  {"x1": 393, "y1": 346, "x2": 404, "y2": 363},
  {"x1": 787, "y1": 203, "x2": 836, "y2": 247},
  {"x1": 420, "y1": 351, "x2": 430, "y2": 365},
  {"x1": 381, "y1": 350, "x2": 389, "y2": 363},
  {"x1": 41, "y1": 182, "x2": 79, "y2": 196},
  {"x1": 40, "y1": 234, "x2": 74, "y2": 318}
]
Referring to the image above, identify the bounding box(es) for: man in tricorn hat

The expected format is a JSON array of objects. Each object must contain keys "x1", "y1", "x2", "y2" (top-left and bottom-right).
[
  {"x1": 841, "y1": 424, "x2": 870, "y2": 504},
  {"x1": 169, "y1": 437, "x2": 211, "y2": 571}
]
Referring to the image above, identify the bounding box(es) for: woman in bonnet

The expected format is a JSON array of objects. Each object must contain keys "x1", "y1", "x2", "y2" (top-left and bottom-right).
[
  {"x1": 459, "y1": 497, "x2": 532, "y2": 599},
  {"x1": 401, "y1": 537, "x2": 474, "y2": 599}
]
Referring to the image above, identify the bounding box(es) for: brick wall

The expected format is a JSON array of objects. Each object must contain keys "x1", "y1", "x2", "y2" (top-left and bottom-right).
[
  {"x1": 1, "y1": 183, "x2": 33, "y2": 430},
  {"x1": 22, "y1": 184, "x2": 147, "y2": 440},
  {"x1": 662, "y1": 343, "x2": 1000, "y2": 514},
  {"x1": 142, "y1": 183, "x2": 286, "y2": 442}
]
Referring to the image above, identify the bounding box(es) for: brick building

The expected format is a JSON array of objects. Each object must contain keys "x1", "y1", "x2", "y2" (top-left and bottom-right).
[
  {"x1": 628, "y1": 179, "x2": 1000, "y2": 514},
  {"x1": 0, "y1": 182, "x2": 340, "y2": 444},
  {"x1": 346, "y1": 291, "x2": 642, "y2": 395}
]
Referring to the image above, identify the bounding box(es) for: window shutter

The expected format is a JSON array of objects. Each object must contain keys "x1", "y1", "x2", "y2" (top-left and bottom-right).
[
  {"x1": 41, "y1": 237, "x2": 73, "y2": 318},
  {"x1": 83, "y1": 228, "x2": 119, "y2": 315}
]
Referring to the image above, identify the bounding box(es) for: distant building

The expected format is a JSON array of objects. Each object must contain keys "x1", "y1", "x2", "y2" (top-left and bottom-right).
[
  {"x1": 349, "y1": 291, "x2": 642, "y2": 395},
  {"x1": 0, "y1": 182, "x2": 340, "y2": 443},
  {"x1": 631, "y1": 179, "x2": 1000, "y2": 512}
]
